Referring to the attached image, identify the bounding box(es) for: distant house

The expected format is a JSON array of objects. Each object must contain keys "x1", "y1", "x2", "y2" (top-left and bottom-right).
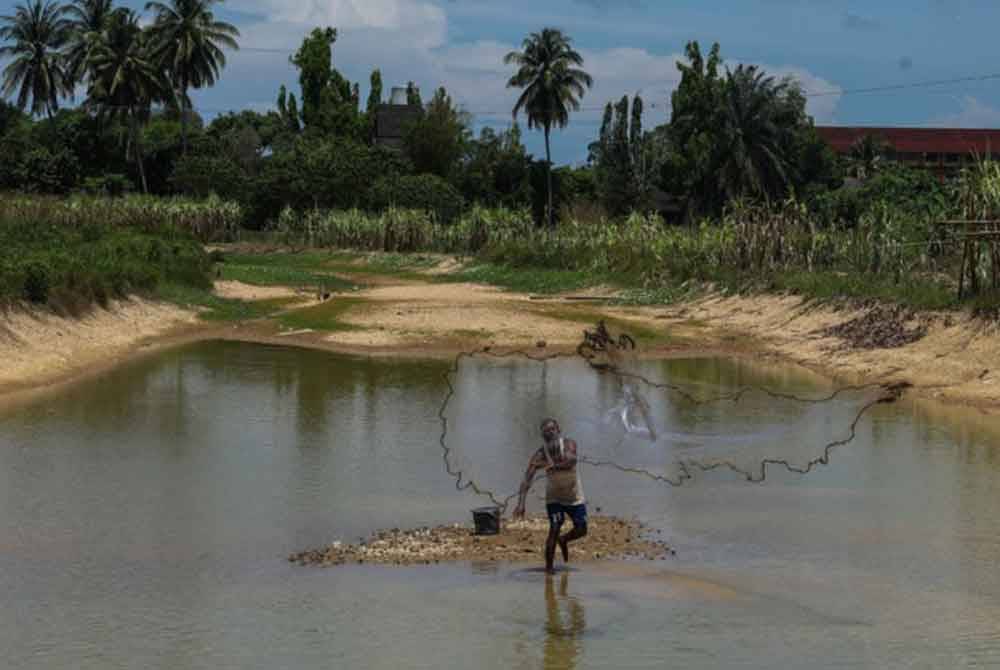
[
  {"x1": 816, "y1": 126, "x2": 1000, "y2": 177},
  {"x1": 374, "y1": 86, "x2": 423, "y2": 150}
]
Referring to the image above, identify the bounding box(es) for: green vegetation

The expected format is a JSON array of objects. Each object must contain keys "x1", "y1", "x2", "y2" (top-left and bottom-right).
[
  {"x1": 3, "y1": 7, "x2": 1000, "y2": 318},
  {"x1": 218, "y1": 252, "x2": 353, "y2": 289},
  {"x1": 447, "y1": 263, "x2": 594, "y2": 295},
  {"x1": 0, "y1": 207, "x2": 209, "y2": 309},
  {"x1": 531, "y1": 307, "x2": 672, "y2": 345},
  {"x1": 0, "y1": 194, "x2": 244, "y2": 241},
  {"x1": 155, "y1": 281, "x2": 297, "y2": 321},
  {"x1": 275, "y1": 297, "x2": 362, "y2": 332}
]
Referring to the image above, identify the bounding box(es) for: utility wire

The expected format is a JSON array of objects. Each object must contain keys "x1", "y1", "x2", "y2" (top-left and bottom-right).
[{"x1": 20, "y1": 57, "x2": 1000, "y2": 119}]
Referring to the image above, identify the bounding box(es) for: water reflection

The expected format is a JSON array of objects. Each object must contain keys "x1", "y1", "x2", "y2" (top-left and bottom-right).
[
  {"x1": 543, "y1": 572, "x2": 586, "y2": 670},
  {"x1": 3, "y1": 343, "x2": 1000, "y2": 668}
]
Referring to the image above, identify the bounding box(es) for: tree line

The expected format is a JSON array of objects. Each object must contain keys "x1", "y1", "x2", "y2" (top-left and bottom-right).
[{"x1": 1, "y1": 5, "x2": 935, "y2": 228}]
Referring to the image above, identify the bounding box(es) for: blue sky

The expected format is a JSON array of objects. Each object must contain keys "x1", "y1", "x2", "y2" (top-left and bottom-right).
[{"x1": 4, "y1": 0, "x2": 1000, "y2": 164}]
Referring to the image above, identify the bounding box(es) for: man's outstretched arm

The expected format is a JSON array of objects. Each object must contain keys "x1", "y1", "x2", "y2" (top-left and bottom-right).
[{"x1": 513, "y1": 455, "x2": 541, "y2": 518}]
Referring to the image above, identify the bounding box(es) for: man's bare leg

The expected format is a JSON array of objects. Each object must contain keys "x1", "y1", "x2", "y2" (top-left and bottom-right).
[
  {"x1": 558, "y1": 524, "x2": 587, "y2": 563},
  {"x1": 545, "y1": 530, "x2": 560, "y2": 573}
]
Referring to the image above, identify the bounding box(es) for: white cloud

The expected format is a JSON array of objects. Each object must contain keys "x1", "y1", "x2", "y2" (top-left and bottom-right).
[
  {"x1": 434, "y1": 43, "x2": 686, "y2": 127},
  {"x1": 433, "y1": 43, "x2": 842, "y2": 128},
  {"x1": 190, "y1": 0, "x2": 842, "y2": 162},
  {"x1": 930, "y1": 96, "x2": 1000, "y2": 128},
  {"x1": 237, "y1": 0, "x2": 447, "y2": 48},
  {"x1": 761, "y1": 64, "x2": 841, "y2": 124}
]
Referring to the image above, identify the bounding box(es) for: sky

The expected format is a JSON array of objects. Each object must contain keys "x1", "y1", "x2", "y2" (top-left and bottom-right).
[{"x1": 4, "y1": 0, "x2": 1000, "y2": 164}]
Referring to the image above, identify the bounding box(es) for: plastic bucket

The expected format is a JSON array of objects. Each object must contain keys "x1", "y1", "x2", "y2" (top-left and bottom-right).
[{"x1": 471, "y1": 506, "x2": 501, "y2": 535}]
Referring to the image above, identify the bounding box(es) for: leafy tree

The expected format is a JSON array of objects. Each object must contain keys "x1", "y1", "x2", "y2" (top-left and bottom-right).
[
  {"x1": 505, "y1": 27, "x2": 593, "y2": 225},
  {"x1": 248, "y1": 136, "x2": 409, "y2": 223},
  {"x1": 289, "y1": 26, "x2": 363, "y2": 139},
  {"x1": 366, "y1": 174, "x2": 466, "y2": 224},
  {"x1": 85, "y1": 8, "x2": 171, "y2": 193},
  {"x1": 291, "y1": 27, "x2": 336, "y2": 129},
  {"x1": 33, "y1": 107, "x2": 126, "y2": 179},
  {"x1": 170, "y1": 152, "x2": 243, "y2": 198},
  {"x1": 0, "y1": 97, "x2": 26, "y2": 135},
  {"x1": 276, "y1": 84, "x2": 301, "y2": 134},
  {"x1": 366, "y1": 69, "x2": 382, "y2": 114},
  {"x1": 0, "y1": 0, "x2": 73, "y2": 118},
  {"x1": 663, "y1": 41, "x2": 833, "y2": 219},
  {"x1": 406, "y1": 81, "x2": 421, "y2": 106},
  {"x1": 403, "y1": 86, "x2": 470, "y2": 178},
  {"x1": 847, "y1": 134, "x2": 889, "y2": 181},
  {"x1": 65, "y1": 0, "x2": 115, "y2": 87},
  {"x1": 590, "y1": 94, "x2": 650, "y2": 216},
  {"x1": 457, "y1": 124, "x2": 532, "y2": 207},
  {"x1": 207, "y1": 109, "x2": 284, "y2": 153},
  {"x1": 365, "y1": 68, "x2": 382, "y2": 141},
  {"x1": 714, "y1": 64, "x2": 800, "y2": 204},
  {"x1": 144, "y1": 0, "x2": 240, "y2": 154},
  {"x1": 0, "y1": 113, "x2": 81, "y2": 192},
  {"x1": 662, "y1": 41, "x2": 725, "y2": 218}
]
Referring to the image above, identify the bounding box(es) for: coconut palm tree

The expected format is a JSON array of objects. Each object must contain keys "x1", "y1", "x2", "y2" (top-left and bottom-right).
[
  {"x1": 714, "y1": 64, "x2": 798, "y2": 203},
  {"x1": 65, "y1": 0, "x2": 116, "y2": 87},
  {"x1": 0, "y1": 0, "x2": 72, "y2": 118},
  {"x1": 144, "y1": 0, "x2": 239, "y2": 154},
  {"x1": 504, "y1": 28, "x2": 592, "y2": 226},
  {"x1": 85, "y1": 8, "x2": 170, "y2": 193}
]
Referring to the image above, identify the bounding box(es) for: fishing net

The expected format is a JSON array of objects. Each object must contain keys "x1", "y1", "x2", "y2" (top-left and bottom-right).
[{"x1": 439, "y1": 322, "x2": 909, "y2": 512}]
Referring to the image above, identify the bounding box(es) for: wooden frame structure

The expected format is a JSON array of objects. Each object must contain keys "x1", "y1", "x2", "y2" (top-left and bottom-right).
[{"x1": 938, "y1": 219, "x2": 1000, "y2": 298}]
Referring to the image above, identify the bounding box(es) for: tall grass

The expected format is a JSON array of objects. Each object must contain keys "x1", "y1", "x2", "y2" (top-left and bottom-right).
[
  {"x1": 0, "y1": 193, "x2": 244, "y2": 243},
  {"x1": 0, "y1": 199, "x2": 212, "y2": 309},
  {"x1": 271, "y1": 205, "x2": 535, "y2": 254},
  {"x1": 272, "y1": 196, "x2": 965, "y2": 308}
]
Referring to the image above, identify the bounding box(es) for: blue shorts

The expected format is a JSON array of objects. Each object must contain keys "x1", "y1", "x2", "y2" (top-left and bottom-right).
[{"x1": 546, "y1": 503, "x2": 588, "y2": 533}]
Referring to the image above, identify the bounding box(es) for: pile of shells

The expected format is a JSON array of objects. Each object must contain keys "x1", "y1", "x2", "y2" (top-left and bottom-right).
[
  {"x1": 289, "y1": 515, "x2": 675, "y2": 568},
  {"x1": 821, "y1": 306, "x2": 927, "y2": 350}
]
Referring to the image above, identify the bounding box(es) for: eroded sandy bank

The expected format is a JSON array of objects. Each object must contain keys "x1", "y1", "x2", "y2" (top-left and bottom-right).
[
  {"x1": 2, "y1": 273, "x2": 1000, "y2": 413},
  {"x1": 0, "y1": 297, "x2": 202, "y2": 399}
]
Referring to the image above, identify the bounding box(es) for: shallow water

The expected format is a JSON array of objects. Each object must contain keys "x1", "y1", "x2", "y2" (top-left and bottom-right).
[{"x1": 2, "y1": 341, "x2": 1000, "y2": 669}]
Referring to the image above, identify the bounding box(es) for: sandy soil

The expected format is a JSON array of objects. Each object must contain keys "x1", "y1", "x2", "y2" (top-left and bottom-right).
[
  {"x1": 0, "y1": 297, "x2": 201, "y2": 398},
  {"x1": 325, "y1": 282, "x2": 600, "y2": 349},
  {"x1": 213, "y1": 280, "x2": 305, "y2": 301},
  {"x1": 289, "y1": 515, "x2": 673, "y2": 568},
  {"x1": 3, "y1": 264, "x2": 1000, "y2": 412},
  {"x1": 666, "y1": 293, "x2": 1000, "y2": 409}
]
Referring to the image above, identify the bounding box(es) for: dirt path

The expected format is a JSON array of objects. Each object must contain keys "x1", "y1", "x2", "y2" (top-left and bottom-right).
[{"x1": 2, "y1": 271, "x2": 1000, "y2": 413}]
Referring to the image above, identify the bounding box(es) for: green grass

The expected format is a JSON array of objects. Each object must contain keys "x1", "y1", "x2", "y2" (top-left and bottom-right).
[
  {"x1": 531, "y1": 306, "x2": 674, "y2": 345},
  {"x1": 155, "y1": 282, "x2": 300, "y2": 321},
  {"x1": 218, "y1": 252, "x2": 354, "y2": 290},
  {"x1": 442, "y1": 263, "x2": 599, "y2": 294},
  {"x1": 276, "y1": 297, "x2": 364, "y2": 332},
  {"x1": 329, "y1": 251, "x2": 439, "y2": 273},
  {"x1": 767, "y1": 270, "x2": 958, "y2": 311}
]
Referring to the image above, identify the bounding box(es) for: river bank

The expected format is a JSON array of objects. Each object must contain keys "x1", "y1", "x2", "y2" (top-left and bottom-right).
[
  {"x1": 2, "y1": 255, "x2": 999, "y2": 412},
  {"x1": 289, "y1": 516, "x2": 673, "y2": 568}
]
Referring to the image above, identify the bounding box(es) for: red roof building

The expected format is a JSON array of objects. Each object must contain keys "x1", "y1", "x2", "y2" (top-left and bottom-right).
[{"x1": 816, "y1": 126, "x2": 1000, "y2": 175}]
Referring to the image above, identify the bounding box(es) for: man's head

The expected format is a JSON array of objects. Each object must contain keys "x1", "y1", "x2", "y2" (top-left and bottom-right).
[{"x1": 540, "y1": 418, "x2": 561, "y2": 443}]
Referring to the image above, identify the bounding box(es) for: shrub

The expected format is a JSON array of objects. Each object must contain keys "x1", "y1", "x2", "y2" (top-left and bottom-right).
[{"x1": 366, "y1": 174, "x2": 465, "y2": 224}]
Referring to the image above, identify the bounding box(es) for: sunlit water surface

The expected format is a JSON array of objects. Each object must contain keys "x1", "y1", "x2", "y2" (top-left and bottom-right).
[{"x1": 2, "y1": 340, "x2": 999, "y2": 669}]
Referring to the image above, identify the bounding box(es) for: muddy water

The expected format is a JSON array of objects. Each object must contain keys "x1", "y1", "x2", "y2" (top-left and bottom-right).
[{"x1": 2, "y1": 341, "x2": 1000, "y2": 669}]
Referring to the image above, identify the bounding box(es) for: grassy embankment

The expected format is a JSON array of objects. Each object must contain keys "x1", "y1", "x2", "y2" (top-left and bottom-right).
[
  {"x1": 8, "y1": 163, "x2": 1000, "y2": 338},
  {"x1": 262, "y1": 200, "x2": 993, "y2": 312},
  {"x1": 0, "y1": 195, "x2": 350, "y2": 322}
]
